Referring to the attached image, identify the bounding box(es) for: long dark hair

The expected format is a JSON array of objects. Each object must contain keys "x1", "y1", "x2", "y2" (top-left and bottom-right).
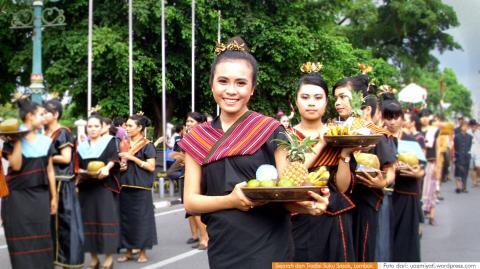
[
  {"x1": 16, "y1": 98, "x2": 41, "y2": 121},
  {"x1": 129, "y1": 114, "x2": 152, "y2": 132},
  {"x1": 209, "y1": 36, "x2": 258, "y2": 88},
  {"x1": 43, "y1": 99, "x2": 63, "y2": 120},
  {"x1": 361, "y1": 95, "x2": 378, "y2": 118},
  {"x1": 333, "y1": 74, "x2": 370, "y2": 96}
]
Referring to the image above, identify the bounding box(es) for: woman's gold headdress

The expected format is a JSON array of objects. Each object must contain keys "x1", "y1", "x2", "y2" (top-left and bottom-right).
[
  {"x1": 136, "y1": 111, "x2": 144, "y2": 116},
  {"x1": 358, "y1": 63, "x2": 373, "y2": 75},
  {"x1": 300, "y1": 62, "x2": 323, "y2": 74},
  {"x1": 89, "y1": 104, "x2": 102, "y2": 114},
  {"x1": 214, "y1": 40, "x2": 247, "y2": 55},
  {"x1": 377, "y1": 84, "x2": 397, "y2": 96}
]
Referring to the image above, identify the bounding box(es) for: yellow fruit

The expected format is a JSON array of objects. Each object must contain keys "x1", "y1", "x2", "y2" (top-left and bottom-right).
[
  {"x1": 342, "y1": 126, "x2": 349, "y2": 135},
  {"x1": 320, "y1": 171, "x2": 330, "y2": 180},
  {"x1": 282, "y1": 162, "x2": 309, "y2": 186},
  {"x1": 398, "y1": 152, "x2": 419, "y2": 167},
  {"x1": 0, "y1": 118, "x2": 19, "y2": 132},
  {"x1": 354, "y1": 153, "x2": 380, "y2": 170},
  {"x1": 87, "y1": 161, "x2": 105, "y2": 172}
]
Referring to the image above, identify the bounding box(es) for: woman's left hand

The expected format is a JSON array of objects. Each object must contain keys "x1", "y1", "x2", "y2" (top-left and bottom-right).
[
  {"x1": 50, "y1": 197, "x2": 58, "y2": 215},
  {"x1": 98, "y1": 166, "x2": 110, "y2": 179},
  {"x1": 356, "y1": 170, "x2": 387, "y2": 189}
]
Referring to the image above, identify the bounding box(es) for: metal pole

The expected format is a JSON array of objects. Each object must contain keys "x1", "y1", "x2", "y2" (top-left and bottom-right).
[
  {"x1": 216, "y1": 10, "x2": 221, "y2": 116},
  {"x1": 161, "y1": 0, "x2": 167, "y2": 172},
  {"x1": 128, "y1": 0, "x2": 134, "y2": 116},
  {"x1": 30, "y1": 0, "x2": 44, "y2": 104},
  {"x1": 191, "y1": 0, "x2": 195, "y2": 112},
  {"x1": 87, "y1": 0, "x2": 93, "y2": 115}
]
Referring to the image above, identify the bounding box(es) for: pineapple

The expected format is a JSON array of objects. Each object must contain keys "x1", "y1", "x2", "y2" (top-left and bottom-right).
[{"x1": 275, "y1": 133, "x2": 317, "y2": 186}]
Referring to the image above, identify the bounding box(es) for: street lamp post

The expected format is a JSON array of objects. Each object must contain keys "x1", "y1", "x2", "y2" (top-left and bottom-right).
[{"x1": 10, "y1": 0, "x2": 65, "y2": 103}]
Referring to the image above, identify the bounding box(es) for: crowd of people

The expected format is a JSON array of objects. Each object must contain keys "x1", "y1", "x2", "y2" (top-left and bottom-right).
[{"x1": 1, "y1": 36, "x2": 479, "y2": 269}]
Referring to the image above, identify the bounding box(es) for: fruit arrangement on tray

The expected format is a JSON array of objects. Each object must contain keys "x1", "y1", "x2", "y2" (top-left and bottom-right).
[
  {"x1": 323, "y1": 118, "x2": 382, "y2": 148},
  {"x1": 397, "y1": 152, "x2": 420, "y2": 171},
  {"x1": 78, "y1": 161, "x2": 106, "y2": 180},
  {"x1": 241, "y1": 132, "x2": 328, "y2": 202},
  {"x1": 0, "y1": 118, "x2": 29, "y2": 138},
  {"x1": 354, "y1": 152, "x2": 384, "y2": 177}
]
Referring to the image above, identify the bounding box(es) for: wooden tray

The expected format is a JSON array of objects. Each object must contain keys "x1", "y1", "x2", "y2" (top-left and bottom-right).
[
  {"x1": 0, "y1": 130, "x2": 29, "y2": 137},
  {"x1": 241, "y1": 186, "x2": 327, "y2": 202},
  {"x1": 78, "y1": 170, "x2": 101, "y2": 180},
  {"x1": 324, "y1": 135, "x2": 382, "y2": 147}
]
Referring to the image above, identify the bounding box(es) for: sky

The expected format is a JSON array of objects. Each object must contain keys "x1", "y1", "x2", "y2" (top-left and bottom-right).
[{"x1": 433, "y1": 0, "x2": 480, "y2": 119}]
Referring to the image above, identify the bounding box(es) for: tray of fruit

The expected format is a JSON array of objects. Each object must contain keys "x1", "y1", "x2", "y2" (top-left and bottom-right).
[
  {"x1": 323, "y1": 121, "x2": 382, "y2": 148},
  {"x1": 78, "y1": 161, "x2": 105, "y2": 181},
  {"x1": 0, "y1": 118, "x2": 29, "y2": 137},
  {"x1": 242, "y1": 163, "x2": 329, "y2": 202}
]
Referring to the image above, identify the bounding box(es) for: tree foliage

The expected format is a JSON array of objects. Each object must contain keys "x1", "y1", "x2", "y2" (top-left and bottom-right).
[{"x1": 0, "y1": 0, "x2": 473, "y2": 133}]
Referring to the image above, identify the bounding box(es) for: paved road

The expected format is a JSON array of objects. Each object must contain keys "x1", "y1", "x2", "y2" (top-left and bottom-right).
[{"x1": 0, "y1": 180, "x2": 479, "y2": 268}]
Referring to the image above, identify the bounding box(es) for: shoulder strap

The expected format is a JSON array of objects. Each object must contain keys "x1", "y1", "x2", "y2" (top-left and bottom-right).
[{"x1": 204, "y1": 110, "x2": 253, "y2": 163}]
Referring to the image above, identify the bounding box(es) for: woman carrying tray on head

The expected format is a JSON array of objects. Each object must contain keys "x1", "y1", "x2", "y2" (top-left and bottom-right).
[
  {"x1": 1, "y1": 96, "x2": 57, "y2": 269},
  {"x1": 333, "y1": 71, "x2": 397, "y2": 262},
  {"x1": 43, "y1": 99, "x2": 85, "y2": 268},
  {"x1": 117, "y1": 113, "x2": 157, "y2": 263},
  {"x1": 179, "y1": 37, "x2": 330, "y2": 269},
  {"x1": 76, "y1": 113, "x2": 121, "y2": 269},
  {"x1": 289, "y1": 63, "x2": 360, "y2": 262},
  {"x1": 384, "y1": 107, "x2": 425, "y2": 262}
]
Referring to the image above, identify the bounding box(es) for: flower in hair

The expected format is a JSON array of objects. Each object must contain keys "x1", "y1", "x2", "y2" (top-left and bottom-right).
[
  {"x1": 214, "y1": 40, "x2": 247, "y2": 55},
  {"x1": 300, "y1": 62, "x2": 323, "y2": 74},
  {"x1": 358, "y1": 63, "x2": 373, "y2": 75}
]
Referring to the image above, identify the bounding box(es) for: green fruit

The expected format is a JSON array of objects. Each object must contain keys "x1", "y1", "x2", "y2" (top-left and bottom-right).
[
  {"x1": 247, "y1": 179, "x2": 260, "y2": 188},
  {"x1": 259, "y1": 180, "x2": 276, "y2": 188},
  {"x1": 278, "y1": 178, "x2": 294, "y2": 187}
]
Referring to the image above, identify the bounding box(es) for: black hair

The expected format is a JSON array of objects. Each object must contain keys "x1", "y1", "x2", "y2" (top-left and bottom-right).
[
  {"x1": 43, "y1": 99, "x2": 63, "y2": 120},
  {"x1": 418, "y1": 109, "x2": 432, "y2": 118},
  {"x1": 405, "y1": 111, "x2": 421, "y2": 131},
  {"x1": 16, "y1": 98, "x2": 41, "y2": 121},
  {"x1": 469, "y1": 119, "x2": 477, "y2": 126},
  {"x1": 113, "y1": 117, "x2": 125, "y2": 127},
  {"x1": 380, "y1": 93, "x2": 403, "y2": 120},
  {"x1": 209, "y1": 36, "x2": 258, "y2": 88},
  {"x1": 175, "y1": 124, "x2": 184, "y2": 133},
  {"x1": 87, "y1": 113, "x2": 105, "y2": 125},
  {"x1": 129, "y1": 114, "x2": 152, "y2": 132},
  {"x1": 333, "y1": 74, "x2": 370, "y2": 96},
  {"x1": 296, "y1": 72, "x2": 329, "y2": 98},
  {"x1": 187, "y1": 112, "x2": 207, "y2": 124},
  {"x1": 361, "y1": 94, "x2": 378, "y2": 118},
  {"x1": 102, "y1": 117, "x2": 117, "y2": 136}
]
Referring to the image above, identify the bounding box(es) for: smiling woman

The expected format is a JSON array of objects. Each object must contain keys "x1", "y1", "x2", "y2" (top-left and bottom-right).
[{"x1": 179, "y1": 37, "x2": 330, "y2": 269}]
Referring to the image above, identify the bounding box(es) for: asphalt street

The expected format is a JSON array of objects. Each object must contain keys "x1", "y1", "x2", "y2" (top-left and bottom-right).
[{"x1": 0, "y1": 179, "x2": 478, "y2": 268}]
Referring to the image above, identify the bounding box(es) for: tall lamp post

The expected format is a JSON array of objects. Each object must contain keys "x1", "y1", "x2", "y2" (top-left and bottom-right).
[{"x1": 10, "y1": 0, "x2": 65, "y2": 104}]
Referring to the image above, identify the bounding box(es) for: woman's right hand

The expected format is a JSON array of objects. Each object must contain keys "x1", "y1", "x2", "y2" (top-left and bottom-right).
[{"x1": 228, "y1": 182, "x2": 255, "y2": 212}]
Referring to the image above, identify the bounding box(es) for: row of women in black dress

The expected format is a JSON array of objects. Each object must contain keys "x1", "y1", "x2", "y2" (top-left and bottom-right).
[
  {"x1": 1, "y1": 98, "x2": 157, "y2": 269},
  {"x1": 178, "y1": 36, "x2": 425, "y2": 269}
]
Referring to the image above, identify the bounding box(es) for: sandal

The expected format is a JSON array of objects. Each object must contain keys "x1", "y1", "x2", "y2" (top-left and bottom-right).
[{"x1": 117, "y1": 255, "x2": 134, "y2": 263}]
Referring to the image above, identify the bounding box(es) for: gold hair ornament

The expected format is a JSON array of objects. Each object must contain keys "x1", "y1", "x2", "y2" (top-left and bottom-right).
[
  {"x1": 11, "y1": 92, "x2": 29, "y2": 103},
  {"x1": 377, "y1": 84, "x2": 398, "y2": 96},
  {"x1": 89, "y1": 104, "x2": 102, "y2": 114},
  {"x1": 136, "y1": 111, "x2": 144, "y2": 116},
  {"x1": 214, "y1": 40, "x2": 247, "y2": 55},
  {"x1": 300, "y1": 62, "x2": 323, "y2": 74},
  {"x1": 358, "y1": 63, "x2": 373, "y2": 75}
]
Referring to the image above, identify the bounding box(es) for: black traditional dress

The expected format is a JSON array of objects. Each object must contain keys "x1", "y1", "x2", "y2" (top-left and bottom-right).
[
  {"x1": 352, "y1": 134, "x2": 397, "y2": 262},
  {"x1": 1, "y1": 135, "x2": 54, "y2": 269},
  {"x1": 179, "y1": 111, "x2": 293, "y2": 269},
  {"x1": 391, "y1": 133, "x2": 423, "y2": 262},
  {"x1": 77, "y1": 135, "x2": 121, "y2": 254},
  {"x1": 50, "y1": 127, "x2": 85, "y2": 267},
  {"x1": 290, "y1": 128, "x2": 356, "y2": 262},
  {"x1": 119, "y1": 139, "x2": 157, "y2": 250}
]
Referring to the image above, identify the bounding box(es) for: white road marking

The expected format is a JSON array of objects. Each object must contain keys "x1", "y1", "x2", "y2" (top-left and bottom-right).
[{"x1": 141, "y1": 249, "x2": 203, "y2": 269}]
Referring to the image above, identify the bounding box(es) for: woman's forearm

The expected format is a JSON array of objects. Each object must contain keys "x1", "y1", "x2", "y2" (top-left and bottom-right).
[
  {"x1": 184, "y1": 193, "x2": 233, "y2": 214},
  {"x1": 336, "y1": 160, "x2": 352, "y2": 193},
  {"x1": 47, "y1": 158, "x2": 57, "y2": 199}
]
